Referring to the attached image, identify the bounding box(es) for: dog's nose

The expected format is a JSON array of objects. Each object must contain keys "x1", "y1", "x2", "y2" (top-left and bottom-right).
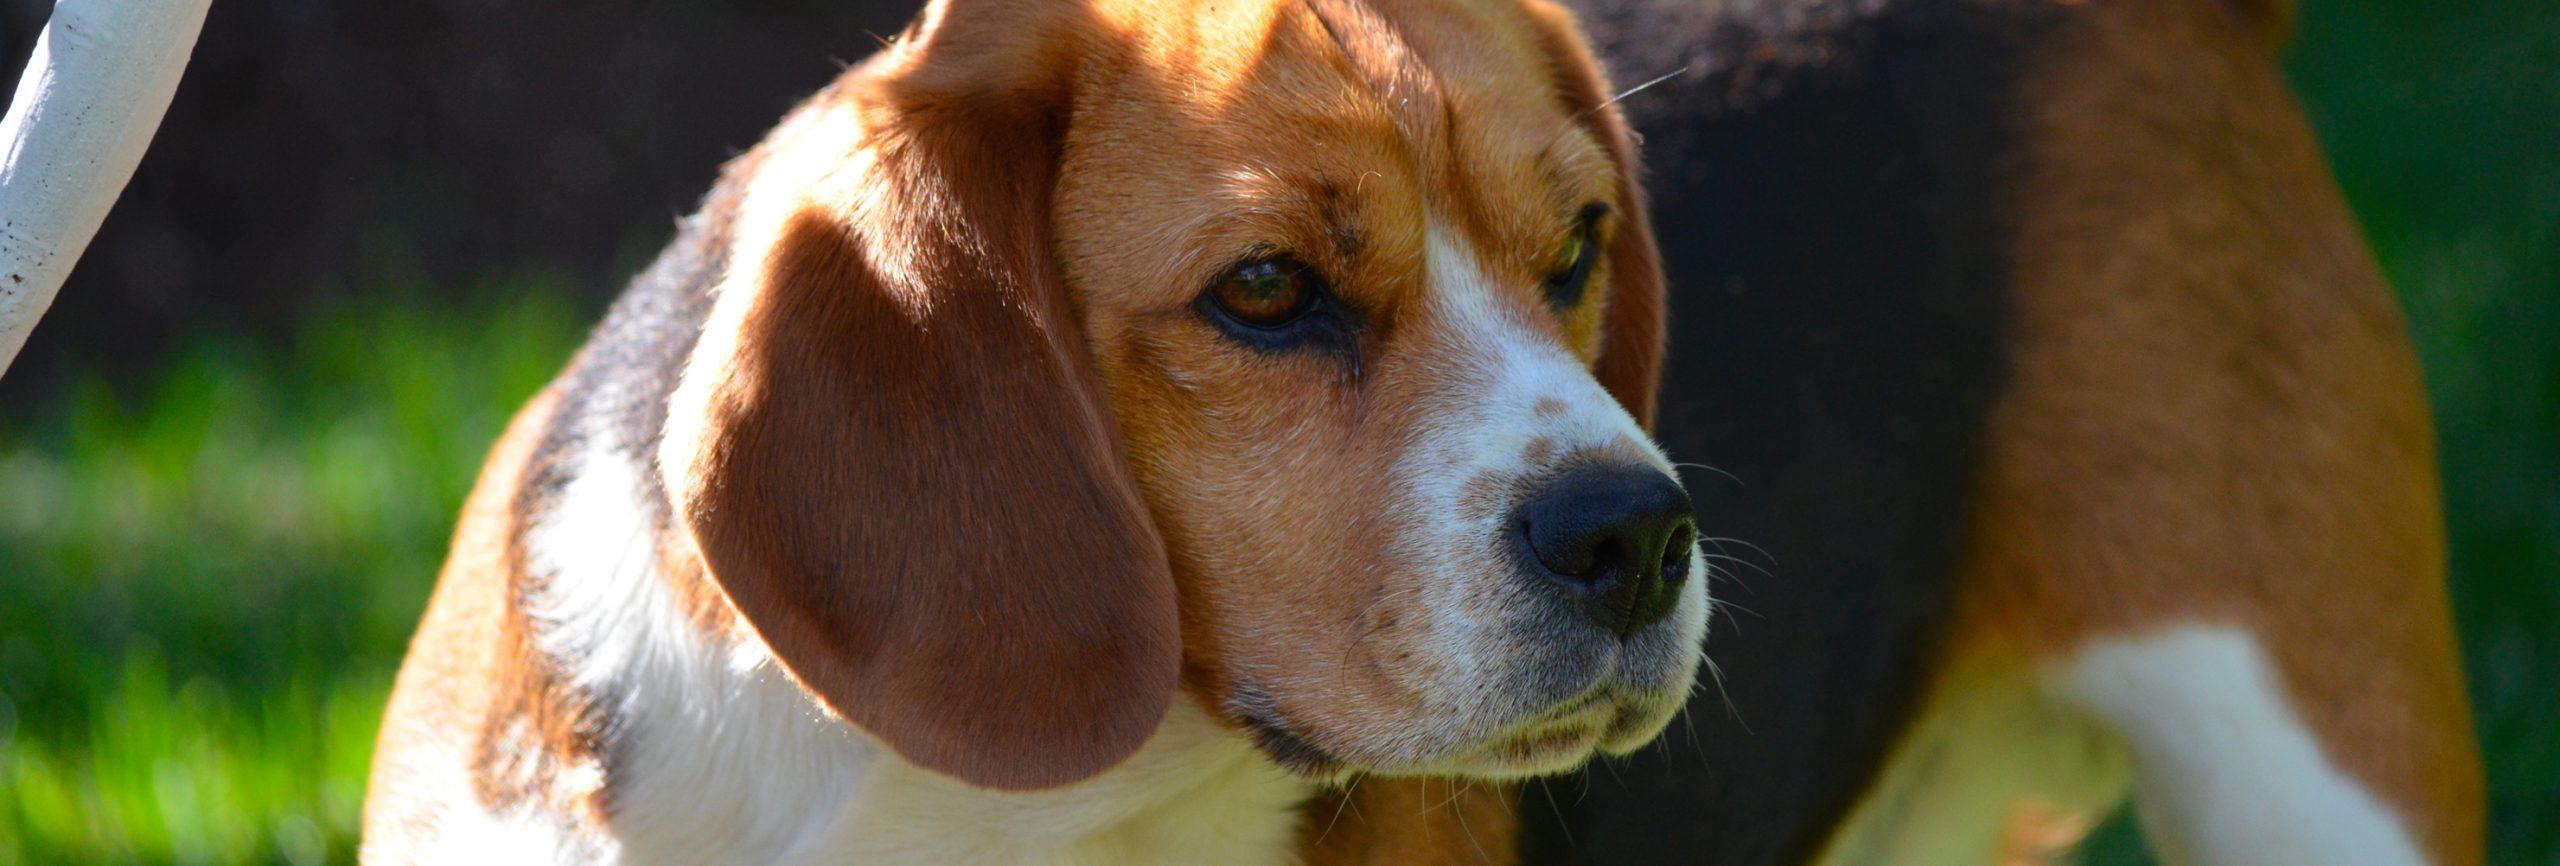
[{"x1": 1512, "y1": 466, "x2": 1696, "y2": 634}]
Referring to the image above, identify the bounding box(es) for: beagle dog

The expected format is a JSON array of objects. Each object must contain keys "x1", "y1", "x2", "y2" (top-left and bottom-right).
[
  {"x1": 1494, "y1": 0, "x2": 2484, "y2": 864},
  {"x1": 361, "y1": 0, "x2": 1703, "y2": 862}
]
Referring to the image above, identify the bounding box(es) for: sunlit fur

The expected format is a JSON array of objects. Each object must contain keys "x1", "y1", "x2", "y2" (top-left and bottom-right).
[
  {"x1": 1053, "y1": 0, "x2": 1701, "y2": 778},
  {"x1": 367, "y1": 0, "x2": 1694, "y2": 862}
]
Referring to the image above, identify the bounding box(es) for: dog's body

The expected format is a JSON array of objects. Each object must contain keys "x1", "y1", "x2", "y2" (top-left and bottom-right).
[
  {"x1": 1496, "y1": 0, "x2": 2485, "y2": 864},
  {"x1": 365, "y1": 0, "x2": 1707, "y2": 862},
  {"x1": 364, "y1": 0, "x2": 2487, "y2": 863}
]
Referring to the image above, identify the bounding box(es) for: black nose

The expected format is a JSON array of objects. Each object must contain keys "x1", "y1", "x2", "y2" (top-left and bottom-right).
[{"x1": 1511, "y1": 466, "x2": 1696, "y2": 634}]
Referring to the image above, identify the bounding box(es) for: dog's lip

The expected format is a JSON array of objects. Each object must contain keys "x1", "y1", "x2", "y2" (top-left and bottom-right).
[
  {"x1": 1532, "y1": 688, "x2": 1614, "y2": 723},
  {"x1": 1489, "y1": 721, "x2": 1605, "y2": 764},
  {"x1": 1237, "y1": 705, "x2": 1344, "y2": 778},
  {"x1": 1227, "y1": 681, "x2": 1674, "y2": 778},
  {"x1": 1227, "y1": 683, "x2": 1346, "y2": 779}
]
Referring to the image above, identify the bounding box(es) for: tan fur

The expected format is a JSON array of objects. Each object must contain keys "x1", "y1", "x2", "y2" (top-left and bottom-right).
[
  {"x1": 371, "y1": 0, "x2": 1668, "y2": 861},
  {"x1": 363, "y1": 387, "x2": 597, "y2": 860},
  {"x1": 1943, "y1": 0, "x2": 2481, "y2": 861},
  {"x1": 1300, "y1": 778, "x2": 1520, "y2": 866},
  {"x1": 1047, "y1": 0, "x2": 1662, "y2": 773},
  {"x1": 1273, "y1": 5, "x2": 1661, "y2": 861}
]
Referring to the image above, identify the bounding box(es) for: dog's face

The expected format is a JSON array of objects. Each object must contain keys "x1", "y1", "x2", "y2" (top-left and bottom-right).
[
  {"x1": 1054, "y1": 0, "x2": 1703, "y2": 778},
  {"x1": 662, "y1": 0, "x2": 1700, "y2": 789}
]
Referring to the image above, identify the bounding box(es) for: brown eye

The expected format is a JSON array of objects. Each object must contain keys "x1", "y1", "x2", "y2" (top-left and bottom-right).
[
  {"x1": 1544, "y1": 203, "x2": 1609, "y2": 308},
  {"x1": 1210, "y1": 258, "x2": 1315, "y2": 328},
  {"x1": 1197, "y1": 254, "x2": 1358, "y2": 355}
]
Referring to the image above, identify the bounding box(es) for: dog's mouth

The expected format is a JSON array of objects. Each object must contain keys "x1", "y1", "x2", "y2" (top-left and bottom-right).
[
  {"x1": 1227, "y1": 684, "x2": 1347, "y2": 779},
  {"x1": 1448, "y1": 688, "x2": 1629, "y2": 777},
  {"x1": 1238, "y1": 706, "x2": 1346, "y2": 779},
  {"x1": 1227, "y1": 682, "x2": 1677, "y2": 781}
]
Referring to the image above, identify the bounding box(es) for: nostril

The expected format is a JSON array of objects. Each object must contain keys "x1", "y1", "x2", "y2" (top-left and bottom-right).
[
  {"x1": 1510, "y1": 465, "x2": 1696, "y2": 633},
  {"x1": 1660, "y1": 522, "x2": 1696, "y2": 586},
  {"x1": 1523, "y1": 514, "x2": 1602, "y2": 580},
  {"x1": 1587, "y1": 538, "x2": 1627, "y2": 579}
]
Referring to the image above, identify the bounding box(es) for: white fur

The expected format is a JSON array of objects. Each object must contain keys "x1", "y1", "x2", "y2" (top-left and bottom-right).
[
  {"x1": 1817, "y1": 625, "x2": 2431, "y2": 866},
  {"x1": 2046, "y1": 625, "x2": 2432, "y2": 866},
  {"x1": 1369, "y1": 221, "x2": 1706, "y2": 772},
  {"x1": 412, "y1": 218, "x2": 1703, "y2": 860},
  {"x1": 415, "y1": 801, "x2": 594, "y2": 866},
  {"x1": 433, "y1": 433, "x2": 1308, "y2": 865},
  {"x1": 1417, "y1": 222, "x2": 1674, "y2": 478}
]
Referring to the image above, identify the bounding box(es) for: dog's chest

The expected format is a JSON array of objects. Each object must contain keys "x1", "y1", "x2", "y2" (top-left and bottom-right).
[
  {"x1": 516, "y1": 443, "x2": 1309, "y2": 865},
  {"x1": 600, "y1": 659, "x2": 1308, "y2": 866}
]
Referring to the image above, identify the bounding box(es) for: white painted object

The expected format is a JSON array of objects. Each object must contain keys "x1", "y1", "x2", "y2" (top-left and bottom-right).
[{"x1": 0, "y1": 0, "x2": 212, "y2": 377}]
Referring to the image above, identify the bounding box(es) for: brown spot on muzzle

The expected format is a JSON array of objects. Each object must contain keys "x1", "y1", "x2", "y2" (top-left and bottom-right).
[{"x1": 1522, "y1": 436, "x2": 1557, "y2": 466}]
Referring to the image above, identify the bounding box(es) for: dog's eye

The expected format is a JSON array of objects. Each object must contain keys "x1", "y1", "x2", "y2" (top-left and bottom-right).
[
  {"x1": 1544, "y1": 204, "x2": 1609, "y2": 308},
  {"x1": 1209, "y1": 258, "x2": 1316, "y2": 328},
  {"x1": 1198, "y1": 255, "x2": 1357, "y2": 355}
]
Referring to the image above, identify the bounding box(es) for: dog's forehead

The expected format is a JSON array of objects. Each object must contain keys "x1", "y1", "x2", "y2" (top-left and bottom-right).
[
  {"x1": 1085, "y1": 0, "x2": 1597, "y2": 178},
  {"x1": 1065, "y1": 0, "x2": 1614, "y2": 300}
]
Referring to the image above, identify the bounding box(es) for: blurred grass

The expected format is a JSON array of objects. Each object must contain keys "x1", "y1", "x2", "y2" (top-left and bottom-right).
[
  {"x1": 2303, "y1": 0, "x2": 2560, "y2": 857},
  {"x1": 0, "y1": 290, "x2": 584, "y2": 864},
  {"x1": 0, "y1": 0, "x2": 2553, "y2": 863}
]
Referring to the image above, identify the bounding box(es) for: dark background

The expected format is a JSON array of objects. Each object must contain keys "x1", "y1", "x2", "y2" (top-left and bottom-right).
[
  {"x1": 0, "y1": 0, "x2": 2550, "y2": 863},
  {"x1": 0, "y1": 0, "x2": 915, "y2": 401}
]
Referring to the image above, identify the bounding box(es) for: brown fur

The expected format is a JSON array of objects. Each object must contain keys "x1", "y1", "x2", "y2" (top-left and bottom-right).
[
  {"x1": 1944, "y1": 0, "x2": 2482, "y2": 861},
  {"x1": 1045, "y1": 0, "x2": 1664, "y2": 777},
  {"x1": 1288, "y1": 3, "x2": 1662, "y2": 862},
  {"x1": 375, "y1": 0, "x2": 1667, "y2": 859},
  {"x1": 1302, "y1": 778, "x2": 1521, "y2": 866},
  {"x1": 363, "y1": 388, "x2": 603, "y2": 859},
  {"x1": 658, "y1": 13, "x2": 1184, "y2": 785}
]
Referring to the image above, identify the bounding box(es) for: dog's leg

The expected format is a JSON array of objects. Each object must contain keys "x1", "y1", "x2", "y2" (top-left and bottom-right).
[
  {"x1": 2043, "y1": 625, "x2": 2441, "y2": 866},
  {"x1": 1810, "y1": 651, "x2": 2128, "y2": 866},
  {"x1": 1942, "y1": 0, "x2": 2490, "y2": 862}
]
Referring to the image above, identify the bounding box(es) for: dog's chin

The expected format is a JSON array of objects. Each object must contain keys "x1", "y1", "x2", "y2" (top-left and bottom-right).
[
  {"x1": 1432, "y1": 720, "x2": 1612, "y2": 779},
  {"x1": 1235, "y1": 688, "x2": 1689, "y2": 784},
  {"x1": 1426, "y1": 688, "x2": 1689, "y2": 779}
]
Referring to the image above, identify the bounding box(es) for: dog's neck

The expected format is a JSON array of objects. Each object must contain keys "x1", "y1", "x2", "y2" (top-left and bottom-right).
[{"x1": 508, "y1": 430, "x2": 1310, "y2": 865}]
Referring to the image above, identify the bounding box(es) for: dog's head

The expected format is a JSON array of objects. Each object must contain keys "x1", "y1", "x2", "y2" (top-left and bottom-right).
[{"x1": 660, "y1": 0, "x2": 1703, "y2": 790}]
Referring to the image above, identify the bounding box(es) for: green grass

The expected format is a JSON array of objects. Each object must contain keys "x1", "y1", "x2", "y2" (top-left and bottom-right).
[
  {"x1": 2293, "y1": 1, "x2": 2560, "y2": 856},
  {"x1": 0, "y1": 2, "x2": 2553, "y2": 863},
  {"x1": 0, "y1": 291, "x2": 584, "y2": 864}
]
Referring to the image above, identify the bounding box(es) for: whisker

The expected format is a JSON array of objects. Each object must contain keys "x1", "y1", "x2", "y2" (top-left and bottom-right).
[
  {"x1": 1700, "y1": 551, "x2": 1773, "y2": 580},
  {"x1": 1710, "y1": 593, "x2": 1764, "y2": 624},
  {"x1": 1698, "y1": 534, "x2": 1776, "y2": 565},
  {"x1": 1595, "y1": 65, "x2": 1688, "y2": 114},
  {"x1": 1449, "y1": 781, "x2": 1496, "y2": 865},
  {"x1": 1700, "y1": 656, "x2": 1747, "y2": 731},
  {"x1": 1672, "y1": 460, "x2": 1744, "y2": 487},
  {"x1": 1538, "y1": 779, "x2": 1578, "y2": 848},
  {"x1": 1314, "y1": 773, "x2": 1363, "y2": 847},
  {"x1": 1679, "y1": 700, "x2": 1703, "y2": 754},
  {"x1": 1546, "y1": 63, "x2": 1690, "y2": 152}
]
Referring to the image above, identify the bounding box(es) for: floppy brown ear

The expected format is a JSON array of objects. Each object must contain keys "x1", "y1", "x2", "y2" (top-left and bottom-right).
[
  {"x1": 659, "y1": 2, "x2": 1179, "y2": 791},
  {"x1": 1524, "y1": 1, "x2": 1669, "y2": 430}
]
